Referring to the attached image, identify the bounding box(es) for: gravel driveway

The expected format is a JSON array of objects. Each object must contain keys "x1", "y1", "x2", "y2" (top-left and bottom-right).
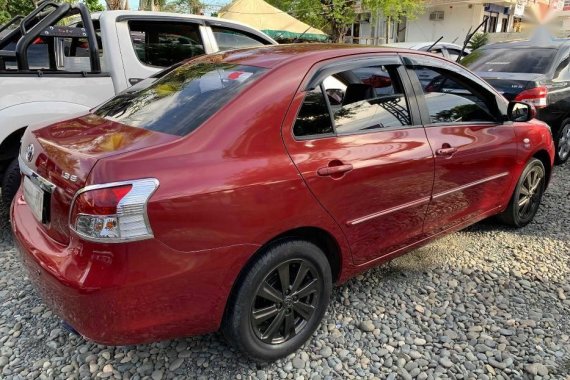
[{"x1": 1, "y1": 163, "x2": 569, "y2": 380}]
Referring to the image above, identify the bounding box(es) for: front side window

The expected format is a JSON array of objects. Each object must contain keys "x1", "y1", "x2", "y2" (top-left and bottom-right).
[
  {"x1": 95, "y1": 61, "x2": 266, "y2": 136},
  {"x1": 413, "y1": 66, "x2": 497, "y2": 124},
  {"x1": 212, "y1": 26, "x2": 267, "y2": 51},
  {"x1": 128, "y1": 21, "x2": 205, "y2": 67},
  {"x1": 293, "y1": 64, "x2": 411, "y2": 138}
]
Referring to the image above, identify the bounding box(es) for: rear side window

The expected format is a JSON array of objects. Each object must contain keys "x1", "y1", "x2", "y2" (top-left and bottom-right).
[
  {"x1": 412, "y1": 66, "x2": 497, "y2": 124},
  {"x1": 294, "y1": 86, "x2": 334, "y2": 137},
  {"x1": 212, "y1": 26, "x2": 267, "y2": 51},
  {"x1": 464, "y1": 48, "x2": 557, "y2": 74},
  {"x1": 95, "y1": 62, "x2": 266, "y2": 136},
  {"x1": 128, "y1": 21, "x2": 205, "y2": 67}
]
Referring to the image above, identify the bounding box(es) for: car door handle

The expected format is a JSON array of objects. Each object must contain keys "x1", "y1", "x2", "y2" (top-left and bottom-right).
[
  {"x1": 317, "y1": 164, "x2": 353, "y2": 177},
  {"x1": 436, "y1": 147, "x2": 458, "y2": 156}
]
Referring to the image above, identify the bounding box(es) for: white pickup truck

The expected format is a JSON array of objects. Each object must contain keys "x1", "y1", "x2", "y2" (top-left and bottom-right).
[{"x1": 0, "y1": 2, "x2": 276, "y2": 203}]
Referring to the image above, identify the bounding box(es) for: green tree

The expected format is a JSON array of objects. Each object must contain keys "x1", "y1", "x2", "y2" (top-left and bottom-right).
[
  {"x1": 363, "y1": 0, "x2": 424, "y2": 42},
  {"x1": 265, "y1": 0, "x2": 354, "y2": 42},
  {"x1": 266, "y1": 0, "x2": 423, "y2": 43},
  {"x1": 6, "y1": 0, "x2": 34, "y2": 18},
  {"x1": 83, "y1": 0, "x2": 105, "y2": 12},
  {"x1": 468, "y1": 32, "x2": 488, "y2": 50}
]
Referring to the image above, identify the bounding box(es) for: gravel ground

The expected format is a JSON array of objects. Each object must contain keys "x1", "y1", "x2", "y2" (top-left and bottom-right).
[{"x1": 0, "y1": 163, "x2": 569, "y2": 380}]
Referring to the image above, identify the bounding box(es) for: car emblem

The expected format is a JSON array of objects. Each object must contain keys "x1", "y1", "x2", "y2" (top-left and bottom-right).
[{"x1": 25, "y1": 144, "x2": 35, "y2": 163}]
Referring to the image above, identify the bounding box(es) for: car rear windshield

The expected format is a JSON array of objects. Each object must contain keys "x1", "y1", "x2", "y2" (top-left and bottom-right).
[
  {"x1": 94, "y1": 62, "x2": 266, "y2": 136},
  {"x1": 464, "y1": 48, "x2": 557, "y2": 74}
]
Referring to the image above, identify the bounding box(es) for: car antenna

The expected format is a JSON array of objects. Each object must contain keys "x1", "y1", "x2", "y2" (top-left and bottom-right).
[
  {"x1": 457, "y1": 16, "x2": 488, "y2": 63},
  {"x1": 292, "y1": 26, "x2": 314, "y2": 43},
  {"x1": 426, "y1": 36, "x2": 443, "y2": 52}
]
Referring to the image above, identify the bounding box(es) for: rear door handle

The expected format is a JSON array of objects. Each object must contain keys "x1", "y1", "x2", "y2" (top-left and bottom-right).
[
  {"x1": 436, "y1": 147, "x2": 458, "y2": 156},
  {"x1": 317, "y1": 164, "x2": 353, "y2": 177}
]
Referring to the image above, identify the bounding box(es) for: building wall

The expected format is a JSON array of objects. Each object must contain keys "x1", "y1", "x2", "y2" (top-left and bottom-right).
[{"x1": 405, "y1": 3, "x2": 485, "y2": 43}]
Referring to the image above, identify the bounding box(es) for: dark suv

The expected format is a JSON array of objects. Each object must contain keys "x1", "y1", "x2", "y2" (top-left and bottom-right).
[{"x1": 464, "y1": 39, "x2": 570, "y2": 163}]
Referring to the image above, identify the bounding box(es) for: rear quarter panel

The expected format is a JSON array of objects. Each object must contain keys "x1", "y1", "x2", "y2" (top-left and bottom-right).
[{"x1": 88, "y1": 60, "x2": 352, "y2": 276}]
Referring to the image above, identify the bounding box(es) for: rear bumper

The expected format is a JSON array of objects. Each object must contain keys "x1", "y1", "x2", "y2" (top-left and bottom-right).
[{"x1": 11, "y1": 188, "x2": 258, "y2": 345}]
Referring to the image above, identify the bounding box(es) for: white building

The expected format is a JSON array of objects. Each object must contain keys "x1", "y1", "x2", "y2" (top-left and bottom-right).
[{"x1": 348, "y1": 0, "x2": 553, "y2": 45}]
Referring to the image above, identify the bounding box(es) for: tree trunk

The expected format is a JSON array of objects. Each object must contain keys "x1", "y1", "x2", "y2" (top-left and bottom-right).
[
  {"x1": 106, "y1": 0, "x2": 128, "y2": 10},
  {"x1": 385, "y1": 16, "x2": 390, "y2": 44}
]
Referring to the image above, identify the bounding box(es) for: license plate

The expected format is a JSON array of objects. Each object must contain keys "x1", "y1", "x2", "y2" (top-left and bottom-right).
[{"x1": 23, "y1": 176, "x2": 45, "y2": 222}]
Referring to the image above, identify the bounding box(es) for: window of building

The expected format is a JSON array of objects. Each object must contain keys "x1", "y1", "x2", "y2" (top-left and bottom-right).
[
  {"x1": 486, "y1": 15, "x2": 498, "y2": 33},
  {"x1": 501, "y1": 18, "x2": 509, "y2": 33},
  {"x1": 128, "y1": 21, "x2": 205, "y2": 67}
]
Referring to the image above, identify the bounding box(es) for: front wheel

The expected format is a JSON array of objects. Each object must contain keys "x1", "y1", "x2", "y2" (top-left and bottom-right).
[
  {"x1": 498, "y1": 158, "x2": 546, "y2": 228},
  {"x1": 555, "y1": 120, "x2": 570, "y2": 164},
  {"x1": 1, "y1": 158, "x2": 20, "y2": 206},
  {"x1": 222, "y1": 240, "x2": 332, "y2": 361}
]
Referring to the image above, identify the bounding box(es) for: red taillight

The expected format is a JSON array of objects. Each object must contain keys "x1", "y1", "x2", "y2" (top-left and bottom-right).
[
  {"x1": 514, "y1": 86, "x2": 548, "y2": 108},
  {"x1": 69, "y1": 179, "x2": 158, "y2": 242},
  {"x1": 71, "y1": 185, "x2": 132, "y2": 218}
]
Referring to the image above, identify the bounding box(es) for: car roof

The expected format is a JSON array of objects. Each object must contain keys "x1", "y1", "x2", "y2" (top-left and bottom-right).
[
  {"x1": 384, "y1": 41, "x2": 463, "y2": 50},
  {"x1": 484, "y1": 39, "x2": 570, "y2": 50},
  {"x1": 219, "y1": 43, "x2": 426, "y2": 69}
]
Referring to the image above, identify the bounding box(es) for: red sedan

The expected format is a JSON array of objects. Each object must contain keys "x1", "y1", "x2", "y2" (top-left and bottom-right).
[{"x1": 11, "y1": 45, "x2": 554, "y2": 361}]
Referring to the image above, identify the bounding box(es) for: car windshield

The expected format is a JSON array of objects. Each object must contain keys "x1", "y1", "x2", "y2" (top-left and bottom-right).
[
  {"x1": 94, "y1": 61, "x2": 266, "y2": 136},
  {"x1": 463, "y1": 48, "x2": 557, "y2": 74}
]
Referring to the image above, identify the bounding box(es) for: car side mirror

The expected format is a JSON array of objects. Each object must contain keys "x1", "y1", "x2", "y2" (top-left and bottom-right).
[{"x1": 507, "y1": 101, "x2": 536, "y2": 122}]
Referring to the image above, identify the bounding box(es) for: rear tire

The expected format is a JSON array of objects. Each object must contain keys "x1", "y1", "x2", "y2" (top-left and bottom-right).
[
  {"x1": 1, "y1": 158, "x2": 20, "y2": 206},
  {"x1": 555, "y1": 119, "x2": 570, "y2": 164},
  {"x1": 222, "y1": 240, "x2": 332, "y2": 361},
  {"x1": 498, "y1": 158, "x2": 546, "y2": 228}
]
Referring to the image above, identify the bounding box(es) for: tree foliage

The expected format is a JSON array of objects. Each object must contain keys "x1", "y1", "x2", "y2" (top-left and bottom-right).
[
  {"x1": 0, "y1": 0, "x2": 105, "y2": 25},
  {"x1": 139, "y1": 0, "x2": 203, "y2": 14},
  {"x1": 468, "y1": 32, "x2": 488, "y2": 50},
  {"x1": 266, "y1": 0, "x2": 423, "y2": 42}
]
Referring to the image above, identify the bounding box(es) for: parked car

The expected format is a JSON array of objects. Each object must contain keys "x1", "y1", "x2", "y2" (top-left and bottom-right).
[
  {"x1": 462, "y1": 39, "x2": 570, "y2": 164},
  {"x1": 12, "y1": 44, "x2": 554, "y2": 361},
  {"x1": 0, "y1": 2, "x2": 276, "y2": 204},
  {"x1": 384, "y1": 41, "x2": 471, "y2": 61},
  {"x1": 384, "y1": 42, "x2": 471, "y2": 88}
]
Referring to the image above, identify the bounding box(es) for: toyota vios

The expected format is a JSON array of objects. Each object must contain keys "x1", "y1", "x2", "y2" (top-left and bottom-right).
[{"x1": 12, "y1": 45, "x2": 554, "y2": 361}]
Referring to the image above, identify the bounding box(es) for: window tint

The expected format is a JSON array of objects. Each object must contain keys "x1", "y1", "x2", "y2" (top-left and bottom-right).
[
  {"x1": 95, "y1": 62, "x2": 265, "y2": 136},
  {"x1": 329, "y1": 65, "x2": 411, "y2": 134},
  {"x1": 212, "y1": 26, "x2": 267, "y2": 51},
  {"x1": 464, "y1": 48, "x2": 557, "y2": 74},
  {"x1": 128, "y1": 21, "x2": 205, "y2": 67},
  {"x1": 554, "y1": 54, "x2": 570, "y2": 81},
  {"x1": 413, "y1": 66, "x2": 496, "y2": 124},
  {"x1": 294, "y1": 86, "x2": 334, "y2": 137}
]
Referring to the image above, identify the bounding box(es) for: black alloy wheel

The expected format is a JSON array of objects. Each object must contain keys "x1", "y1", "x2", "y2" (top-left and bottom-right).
[
  {"x1": 222, "y1": 240, "x2": 332, "y2": 361},
  {"x1": 251, "y1": 259, "x2": 322, "y2": 344},
  {"x1": 556, "y1": 121, "x2": 570, "y2": 164},
  {"x1": 498, "y1": 158, "x2": 546, "y2": 227}
]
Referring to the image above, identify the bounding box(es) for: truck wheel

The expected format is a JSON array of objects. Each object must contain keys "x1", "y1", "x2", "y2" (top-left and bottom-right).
[
  {"x1": 497, "y1": 158, "x2": 545, "y2": 228},
  {"x1": 222, "y1": 240, "x2": 332, "y2": 361},
  {"x1": 555, "y1": 119, "x2": 570, "y2": 164},
  {"x1": 1, "y1": 159, "x2": 21, "y2": 206}
]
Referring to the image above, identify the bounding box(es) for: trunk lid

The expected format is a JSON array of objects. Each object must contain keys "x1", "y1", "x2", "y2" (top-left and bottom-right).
[
  {"x1": 476, "y1": 72, "x2": 546, "y2": 101},
  {"x1": 20, "y1": 114, "x2": 178, "y2": 245}
]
